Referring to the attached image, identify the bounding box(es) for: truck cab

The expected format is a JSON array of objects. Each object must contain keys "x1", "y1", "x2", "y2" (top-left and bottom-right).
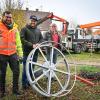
[{"x1": 62, "y1": 28, "x2": 85, "y2": 53}]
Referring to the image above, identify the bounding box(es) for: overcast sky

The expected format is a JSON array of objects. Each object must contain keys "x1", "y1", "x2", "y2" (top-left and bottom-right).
[{"x1": 23, "y1": 0, "x2": 100, "y2": 25}]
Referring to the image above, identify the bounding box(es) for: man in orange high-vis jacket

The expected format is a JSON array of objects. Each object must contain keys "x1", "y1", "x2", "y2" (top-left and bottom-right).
[{"x1": 0, "y1": 11, "x2": 23, "y2": 98}]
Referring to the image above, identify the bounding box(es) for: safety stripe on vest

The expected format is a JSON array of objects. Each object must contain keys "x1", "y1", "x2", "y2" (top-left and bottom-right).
[
  {"x1": 0, "y1": 42, "x2": 15, "y2": 45},
  {"x1": 0, "y1": 47, "x2": 16, "y2": 50}
]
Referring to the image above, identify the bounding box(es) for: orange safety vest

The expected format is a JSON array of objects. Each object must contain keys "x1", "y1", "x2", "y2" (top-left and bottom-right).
[{"x1": 0, "y1": 22, "x2": 17, "y2": 55}]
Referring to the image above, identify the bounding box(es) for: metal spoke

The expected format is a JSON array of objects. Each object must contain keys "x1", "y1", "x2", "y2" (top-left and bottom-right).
[
  {"x1": 55, "y1": 58, "x2": 65, "y2": 66},
  {"x1": 29, "y1": 61, "x2": 49, "y2": 69},
  {"x1": 47, "y1": 71, "x2": 52, "y2": 95},
  {"x1": 53, "y1": 71, "x2": 63, "y2": 89},
  {"x1": 38, "y1": 48, "x2": 49, "y2": 65},
  {"x1": 50, "y1": 47, "x2": 54, "y2": 65},
  {"x1": 54, "y1": 69, "x2": 70, "y2": 75},
  {"x1": 33, "y1": 68, "x2": 42, "y2": 74},
  {"x1": 32, "y1": 70, "x2": 49, "y2": 84}
]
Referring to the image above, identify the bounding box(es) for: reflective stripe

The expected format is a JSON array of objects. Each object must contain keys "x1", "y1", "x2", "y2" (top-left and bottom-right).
[
  {"x1": 0, "y1": 51, "x2": 16, "y2": 55},
  {"x1": 17, "y1": 46, "x2": 22, "y2": 48},
  {"x1": 0, "y1": 42, "x2": 16, "y2": 45},
  {"x1": 0, "y1": 48, "x2": 16, "y2": 50}
]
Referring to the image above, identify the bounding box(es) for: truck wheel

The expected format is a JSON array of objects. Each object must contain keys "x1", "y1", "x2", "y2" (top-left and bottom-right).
[
  {"x1": 95, "y1": 48, "x2": 100, "y2": 52},
  {"x1": 74, "y1": 45, "x2": 81, "y2": 54},
  {"x1": 84, "y1": 48, "x2": 89, "y2": 52},
  {"x1": 82, "y1": 45, "x2": 87, "y2": 52}
]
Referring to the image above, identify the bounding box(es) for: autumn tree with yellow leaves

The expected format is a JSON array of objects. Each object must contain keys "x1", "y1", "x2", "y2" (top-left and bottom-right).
[{"x1": 0, "y1": 0, "x2": 26, "y2": 30}]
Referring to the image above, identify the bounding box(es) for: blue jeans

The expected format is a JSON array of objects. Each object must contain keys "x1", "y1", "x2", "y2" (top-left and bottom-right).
[{"x1": 22, "y1": 50, "x2": 39, "y2": 87}]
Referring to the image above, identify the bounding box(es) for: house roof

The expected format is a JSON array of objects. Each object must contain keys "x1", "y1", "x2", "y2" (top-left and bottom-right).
[{"x1": 24, "y1": 9, "x2": 52, "y2": 31}]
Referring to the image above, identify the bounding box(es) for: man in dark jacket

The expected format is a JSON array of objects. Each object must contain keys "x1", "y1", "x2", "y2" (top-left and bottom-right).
[{"x1": 20, "y1": 15, "x2": 43, "y2": 89}]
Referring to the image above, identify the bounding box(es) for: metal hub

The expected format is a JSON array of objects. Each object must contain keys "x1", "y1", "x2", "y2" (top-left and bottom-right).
[{"x1": 43, "y1": 61, "x2": 56, "y2": 78}]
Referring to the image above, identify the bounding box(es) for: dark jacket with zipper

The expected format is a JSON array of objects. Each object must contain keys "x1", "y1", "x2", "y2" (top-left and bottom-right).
[
  {"x1": 20, "y1": 25, "x2": 43, "y2": 56},
  {"x1": 44, "y1": 31, "x2": 62, "y2": 47}
]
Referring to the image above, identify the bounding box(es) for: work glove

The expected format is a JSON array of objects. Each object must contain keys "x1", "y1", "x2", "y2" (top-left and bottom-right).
[
  {"x1": 12, "y1": 55, "x2": 23, "y2": 64},
  {"x1": 18, "y1": 56, "x2": 23, "y2": 63}
]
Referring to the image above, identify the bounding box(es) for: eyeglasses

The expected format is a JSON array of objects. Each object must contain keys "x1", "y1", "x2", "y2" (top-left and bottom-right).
[
  {"x1": 5, "y1": 16, "x2": 12, "y2": 19},
  {"x1": 51, "y1": 26, "x2": 57, "y2": 27},
  {"x1": 4, "y1": 13, "x2": 12, "y2": 19}
]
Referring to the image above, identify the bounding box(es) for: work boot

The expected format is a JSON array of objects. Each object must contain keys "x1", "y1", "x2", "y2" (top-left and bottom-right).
[
  {"x1": 22, "y1": 85, "x2": 30, "y2": 90},
  {"x1": 13, "y1": 91, "x2": 22, "y2": 96},
  {"x1": 0, "y1": 92, "x2": 6, "y2": 98},
  {"x1": 22, "y1": 83, "x2": 30, "y2": 90}
]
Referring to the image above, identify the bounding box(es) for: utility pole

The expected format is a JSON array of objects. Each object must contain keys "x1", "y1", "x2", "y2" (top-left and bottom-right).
[{"x1": 26, "y1": 0, "x2": 29, "y2": 8}]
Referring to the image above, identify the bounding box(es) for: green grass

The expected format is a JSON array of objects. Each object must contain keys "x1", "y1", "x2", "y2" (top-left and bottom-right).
[
  {"x1": 67, "y1": 52, "x2": 100, "y2": 61},
  {"x1": 80, "y1": 65, "x2": 100, "y2": 72}
]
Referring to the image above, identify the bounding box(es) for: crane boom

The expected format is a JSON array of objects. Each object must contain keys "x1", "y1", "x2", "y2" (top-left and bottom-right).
[
  {"x1": 36, "y1": 13, "x2": 69, "y2": 35},
  {"x1": 80, "y1": 21, "x2": 100, "y2": 29}
]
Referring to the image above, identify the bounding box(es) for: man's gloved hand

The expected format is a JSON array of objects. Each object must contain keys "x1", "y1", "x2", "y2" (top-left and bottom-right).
[{"x1": 19, "y1": 57, "x2": 23, "y2": 63}]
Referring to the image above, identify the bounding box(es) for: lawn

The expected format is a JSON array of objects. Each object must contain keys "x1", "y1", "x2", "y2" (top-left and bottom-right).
[{"x1": 1, "y1": 52, "x2": 100, "y2": 100}]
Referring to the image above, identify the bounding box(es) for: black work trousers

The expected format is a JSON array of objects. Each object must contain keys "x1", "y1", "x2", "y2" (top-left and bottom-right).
[{"x1": 0, "y1": 53, "x2": 20, "y2": 93}]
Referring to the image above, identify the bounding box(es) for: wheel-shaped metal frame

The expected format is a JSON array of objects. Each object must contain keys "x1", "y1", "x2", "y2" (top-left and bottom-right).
[{"x1": 26, "y1": 41, "x2": 76, "y2": 97}]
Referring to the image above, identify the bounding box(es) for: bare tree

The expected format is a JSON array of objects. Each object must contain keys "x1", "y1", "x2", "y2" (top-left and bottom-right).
[
  {"x1": 0, "y1": 0, "x2": 26, "y2": 30},
  {"x1": 0, "y1": 0, "x2": 23, "y2": 11}
]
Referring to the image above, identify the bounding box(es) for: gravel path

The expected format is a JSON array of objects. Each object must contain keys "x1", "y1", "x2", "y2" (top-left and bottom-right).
[{"x1": 69, "y1": 61, "x2": 100, "y2": 67}]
